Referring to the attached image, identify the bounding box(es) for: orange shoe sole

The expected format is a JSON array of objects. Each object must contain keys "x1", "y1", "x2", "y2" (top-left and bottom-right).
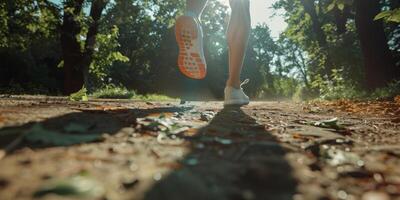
[{"x1": 175, "y1": 16, "x2": 207, "y2": 79}]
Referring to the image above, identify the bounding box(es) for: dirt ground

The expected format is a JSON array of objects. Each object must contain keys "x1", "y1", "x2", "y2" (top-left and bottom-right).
[{"x1": 0, "y1": 95, "x2": 399, "y2": 200}]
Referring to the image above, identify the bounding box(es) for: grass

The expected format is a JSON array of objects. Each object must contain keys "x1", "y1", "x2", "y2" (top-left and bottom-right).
[
  {"x1": 91, "y1": 86, "x2": 136, "y2": 99},
  {"x1": 91, "y1": 86, "x2": 177, "y2": 101},
  {"x1": 133, "y1": 94, "x2": 177, "y2": 101},
  {"x1": 370, "y1": 81, "x2": 400, "y2": 100}
]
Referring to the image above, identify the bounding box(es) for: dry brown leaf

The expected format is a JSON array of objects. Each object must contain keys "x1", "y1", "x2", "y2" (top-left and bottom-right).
[
  {"x1": 0, "y1": 150, "x2": 5, "y2": 160},
  {"x1": 395, "y1": 95, "x2": 400, "y2": 104},
  {"x1": 392, "y1": 118, "x2": 400, "y2": 123},
  {"x1": 147, "y1": 112, "x2": 174, "y2": 118},
  {"x1": 182, "y1": 128, "x2": 199, "y2": 137}
]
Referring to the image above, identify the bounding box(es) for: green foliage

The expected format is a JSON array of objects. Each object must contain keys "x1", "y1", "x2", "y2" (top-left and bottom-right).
[
  {"x1": 91, "y1": 85, "x2": 135, "y2": 99},
  {"x1": 272, "y1": 0, "x2": 390, "y2": 100},
  {"x1": 134, "y1": 94, "x2": 177, "y2": 101},
  {"x1": 375, "y1": 8, "x2": 400, "y2": 23},
  {"x1": 371, "y1": 81, "x2": 400, "y2": 99},
  {"x1": 293, "y1": 85, "x2": 315, "y2": 101},
  {"x1": 91, "y1": 85, "x2": 176, "y2": 100},
  {"x1": 0, "y1": 2, "x2": 8, "y2": 47},
  {"x1": 273, "y1": 77, "x2": 300, "y2": 98},
  {"x1": 307, "y1": 78, "x2": 400, "y2": 101},
  {"x1": 0, "y1": 0, "x2": 61, "y2": 92},
  {"x1": 1, "y1": 0, "x2": 398, "y2": 102},
  {"x1": 90, "y1": 26, "x2": 129, "y2": 87},
  {"x1": 311, "y1": 69, "x2": 364, "y2": 100},
  {"x1": 0, "y1": 0, "x2": 59, "y2": 49},
  {"x1": 327, "y1": 0, "x2": 352, "y2": 12}
]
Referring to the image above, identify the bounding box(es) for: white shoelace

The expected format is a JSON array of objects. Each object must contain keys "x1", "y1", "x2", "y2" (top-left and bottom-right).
[{"x1": 240, "y1": 79, "x2": 250, "y2": 88}]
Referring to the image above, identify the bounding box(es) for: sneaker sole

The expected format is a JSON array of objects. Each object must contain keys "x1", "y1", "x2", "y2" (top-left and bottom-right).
[
  {"x1": 224, "y1": 99, "x2": 250, "y2": 106},
  {"x1": 175, "y1": 16, "x2": 207, "y2": 80}
]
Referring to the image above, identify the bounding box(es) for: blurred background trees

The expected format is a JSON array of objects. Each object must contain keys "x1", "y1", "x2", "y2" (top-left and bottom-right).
[{"x1": 0, "y1": 0, "x2": 399, "y2": 100}]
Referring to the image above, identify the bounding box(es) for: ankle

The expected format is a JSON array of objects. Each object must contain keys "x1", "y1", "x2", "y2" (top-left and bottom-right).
[{"x1": 226, "y1": 80, "x2": 241, "y2": 89}]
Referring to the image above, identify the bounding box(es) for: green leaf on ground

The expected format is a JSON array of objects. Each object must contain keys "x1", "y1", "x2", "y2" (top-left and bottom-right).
[
  {"x1": 137, "y1": 114, "x2": 191, "y2": 134},
  {"x1": 185, "y1": 158, "x2": 199, "y2": 166},
  {"x1": 214, "y1": 137, "x2": 233, "y2": 145},
  {"x1": 69, "y1": 87, "x2": 88, "y2": 101},
  {"x1": 34, "y1": 175, "x2": 105, "y2": 198},
  {"x1": 24, "y1": 124, "x2": 101, "y2": 146},
  {"x1": 313, "y1": 118, "x2": 343, "y2": 129}
]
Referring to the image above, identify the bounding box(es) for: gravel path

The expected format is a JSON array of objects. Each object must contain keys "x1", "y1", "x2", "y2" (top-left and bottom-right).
[{"x1": 0, "y1": 96, "x2": 399, "y2": 200}]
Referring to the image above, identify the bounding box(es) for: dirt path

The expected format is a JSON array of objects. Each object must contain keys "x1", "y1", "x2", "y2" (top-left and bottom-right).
[{"x1": 0, "y1": 96, "x2": 399, "y2": 200}]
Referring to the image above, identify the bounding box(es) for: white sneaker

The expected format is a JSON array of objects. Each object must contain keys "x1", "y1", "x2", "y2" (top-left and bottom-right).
[{"x1": 224, "y1": 79, "x2": 250, "y2": 106}]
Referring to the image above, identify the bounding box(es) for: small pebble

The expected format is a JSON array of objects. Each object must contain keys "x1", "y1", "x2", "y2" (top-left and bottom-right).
[
  {"x1": 153, "y1": 172, "x2": 162, "y2": 181},
  {"x1": 362, "y1": 191, "x2": 390, "y2": 200}
]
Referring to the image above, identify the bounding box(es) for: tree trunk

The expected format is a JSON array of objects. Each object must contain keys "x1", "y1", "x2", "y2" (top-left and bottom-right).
[
  {"x1": 61, "y1": 0, "x2": 85, "y2": 94},
  {"x1": 61, "y1": 0, "x2": 108, "y2": 94},
  {"x1": 355, "y1": 0, "x2": 399, "y2": 90},
  {"x1": 334, "y1": 6, "x2": 351, "y2": 35},
  {"x1": 296, "y1": 47, "x2": 311, "y2": 88}
]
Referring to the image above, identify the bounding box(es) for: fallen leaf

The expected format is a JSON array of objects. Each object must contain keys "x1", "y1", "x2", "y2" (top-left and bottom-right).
[
  {"x1": 0, "y1": 150, "x2": 5, "y2": 160},
  {"x1": 182, "y1": 128, "x2": 199, "y2": 137},
  {"x1": 136, "y1": 114, "x2": 195, "y2": 136},
  {"x1": 34, "y1": 175, "x2": 104, "y2": 198},
  {"x1": 69, "y1": 87, "x2": 88, "y2": 102},
  {"x1": 214, "y1": 137, "x2": 232, "y2": 145},
  {"x1": 147, "y1": 112, "x2": 174, "y2": 118},
  {"x1": 156, "y1": 133, "x2": 184, "y2": 146},
  {"x1": 313, "y1": 118, "x2": 343, "y2": 130},
  {"x1": 200, "y1": 111, "x2": 215, "y2": 121},
  {"x1": 185, "y1": 158, "x2": 199, "y2": 166},
  {"x1": 24, "y1": 124, "x2": 101, "y2": 146},
  {"x1": 169, "y1": 127, "x2": 190, "y2": 135},
  {"x1": 391, "y1": 118, "x2": 400, "y2": 123},
  {"x1": 395, "y1": 95, "x2": 400, "y2": 104},
  {"x1": 321, "y1": 148, "x2": 363, "y2": 167}
]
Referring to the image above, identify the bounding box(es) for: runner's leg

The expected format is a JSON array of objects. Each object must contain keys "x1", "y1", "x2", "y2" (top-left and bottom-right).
[{"x1": 226, "y1": 0, "x2": 251, "y2": 89}]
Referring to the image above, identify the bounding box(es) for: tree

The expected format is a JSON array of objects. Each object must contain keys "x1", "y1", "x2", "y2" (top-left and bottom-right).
[
  {"x1": 0, "y1": 0, "x2": 62, "y2": 92},
  {"x1": 61, "y1": 0, "x2": 109, "y2": 94},
  {"x1": 251, "y1": 24, "x2": 278, "y2": 94},
  {"x1": 355, "y1": 0, "x2": 399, "y2": 90},
  {"x1": 299, "y1": 0, "x2": 333, "y2": 77},
  {"x1": 276, "y1": 36, "x2": 311, "y2": 88}
]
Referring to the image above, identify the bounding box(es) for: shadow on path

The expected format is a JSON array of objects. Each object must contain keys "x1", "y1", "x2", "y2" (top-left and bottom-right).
[
  {"x1": 0, "y1": 104, "x2": 297, "y2": 200},
  {"x1": 144, "y1": 106, "x2": 297, "y2": 200},
  {"x1": 0, "y1": 106, "x2": 192, "y2": 151}
]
